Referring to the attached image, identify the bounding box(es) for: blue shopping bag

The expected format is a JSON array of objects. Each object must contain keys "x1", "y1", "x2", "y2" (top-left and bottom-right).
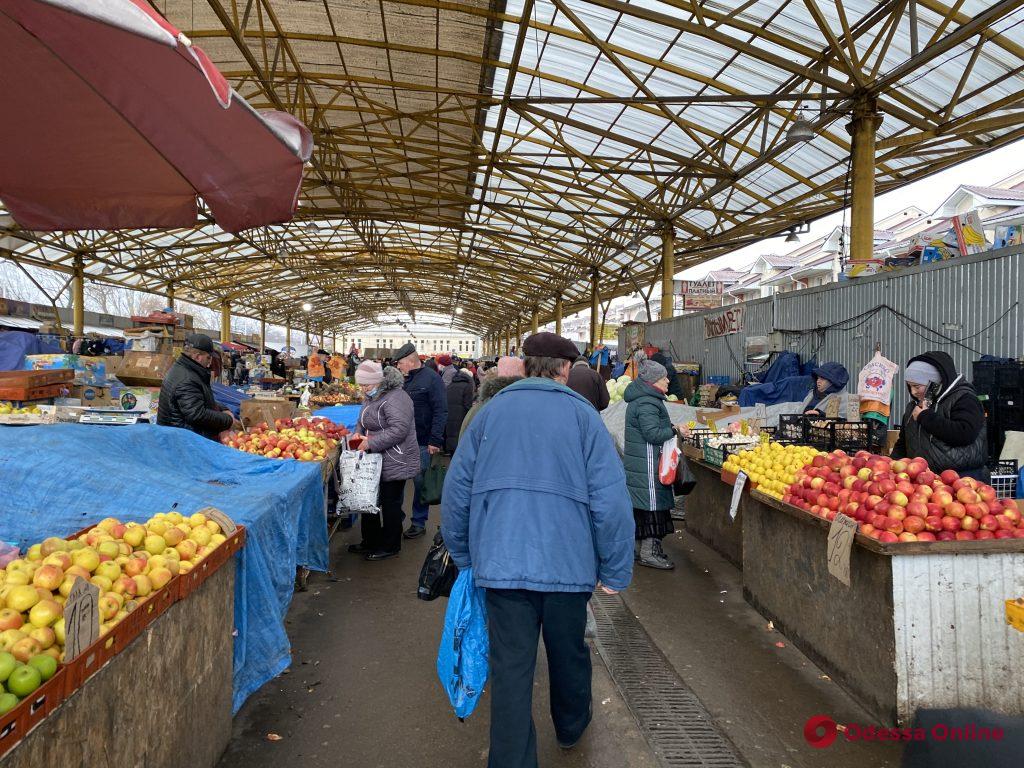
[{"x1": 436, "y1": 568, "x2": 488, "y2": 720}]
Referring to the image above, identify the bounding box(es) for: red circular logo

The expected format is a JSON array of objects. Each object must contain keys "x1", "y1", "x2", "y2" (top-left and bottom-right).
[{"x1": 804, "y1": 715, "x2": 838, "y2": 749}]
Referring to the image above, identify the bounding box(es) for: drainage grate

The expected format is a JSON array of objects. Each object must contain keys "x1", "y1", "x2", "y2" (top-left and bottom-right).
[{"x1": 590, "y1": 591, "x2": 747, "y2": 768}]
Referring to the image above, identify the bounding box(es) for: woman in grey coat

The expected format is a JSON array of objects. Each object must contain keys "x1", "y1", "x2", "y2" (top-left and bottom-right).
[{"x1": 349, "y1": 361, "x2": 420, "y2": 560}]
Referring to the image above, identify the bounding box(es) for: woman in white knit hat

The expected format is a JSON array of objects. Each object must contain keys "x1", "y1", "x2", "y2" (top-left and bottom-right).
[{"x1": 348, "y1": 361, "x2": 420, "y2": 560}]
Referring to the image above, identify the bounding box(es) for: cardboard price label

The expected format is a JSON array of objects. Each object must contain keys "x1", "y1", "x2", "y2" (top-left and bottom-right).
[
  {"x1": 64, "y1": 578, "x2": 101, "y2": 662},
  {"x1": 729, "y1": 471, "x2": 747, "y2": 521},
  {"x1": 827, "y1": 513, "x2": 859, "y2": 586},
  {"x1": 197, "y1": 506, "x2": 237, "y2": 535}
]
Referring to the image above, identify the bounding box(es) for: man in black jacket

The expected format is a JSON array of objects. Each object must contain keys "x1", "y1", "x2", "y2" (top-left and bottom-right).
[
  {"x1": 567, "y1": 357, "x2": 610, "y2": 411},
  {"x1": 394, "y1": 343, "x2": 447, "y2": 538},
  {"x1": 157, "y1": 334, "x2": 238, "y2": 440}
]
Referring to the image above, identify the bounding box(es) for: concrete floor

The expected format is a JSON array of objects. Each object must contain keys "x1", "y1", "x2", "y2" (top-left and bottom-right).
[{"x1": 219, "y1": 514, "x2": 907, "y2": 768}]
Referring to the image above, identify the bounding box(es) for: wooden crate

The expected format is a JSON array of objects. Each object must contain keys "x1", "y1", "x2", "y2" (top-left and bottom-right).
[
  {"x1": 0, "y1": 382, "x2": 67, "y2": 402},
  {"x1": 0, "y1": 369, "x2": 73, "y2": 387}
]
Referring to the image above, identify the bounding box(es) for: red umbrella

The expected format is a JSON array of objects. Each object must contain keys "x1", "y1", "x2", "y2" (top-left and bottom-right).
[{"x1": 0, "y1": 0, "x2": 313, "y2": 233}]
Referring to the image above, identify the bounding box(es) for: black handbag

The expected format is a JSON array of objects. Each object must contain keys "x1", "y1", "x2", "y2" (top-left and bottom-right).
[
  {"x1": 673, "y1": 455, "x2": 697, "y2": 496},
  {"x1": 417, "y1": 530, "x2": 459, "y2": 601}
]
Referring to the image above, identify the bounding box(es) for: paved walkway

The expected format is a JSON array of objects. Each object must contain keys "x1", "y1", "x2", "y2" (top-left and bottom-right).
[{"x1": 220, "y1": 515, "x2": 906, "y2": 768}]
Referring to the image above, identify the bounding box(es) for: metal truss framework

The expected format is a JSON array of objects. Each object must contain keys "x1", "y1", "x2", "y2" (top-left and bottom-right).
[{"x1": 3, "y1": 0, "x2": 1024, "y2": 338}]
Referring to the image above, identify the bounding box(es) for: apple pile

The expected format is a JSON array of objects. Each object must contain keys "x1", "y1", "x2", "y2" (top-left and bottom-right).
[
  {"x1": 784, "y1": 451, "x2": 1024, "y2": 543},
  {"x1": 0, "y1": 650, "x2": 57, "y2": 715},
  {"x1": 221, "y1": 418, "x2": 343, "y2": 461},
  {"x1": 0, "y1": 512, "x2": 229, "y2": 664}
]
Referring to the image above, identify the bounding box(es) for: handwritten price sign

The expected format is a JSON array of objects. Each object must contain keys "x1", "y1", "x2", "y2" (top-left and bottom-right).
[{"x1": 826, "y1": 513, "x2": 859, "y2": 586}]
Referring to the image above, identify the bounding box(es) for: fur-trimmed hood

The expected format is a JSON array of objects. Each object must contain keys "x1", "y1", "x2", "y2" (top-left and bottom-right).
[
  {"x1": 375, "y1": 365, "x2": 405, "y2": 394},
  {"x1": 479, "y1": 375, "x2": 522, "y2": 401}
]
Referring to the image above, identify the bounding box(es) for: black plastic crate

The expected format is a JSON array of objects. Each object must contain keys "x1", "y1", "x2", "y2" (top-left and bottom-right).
[
  {"x1": 989, "y1": 459, "x2": 1019, "y2": 499},
  {"x1": 997, "y1": 363, "x2": 1024, "y2": 388},
  {"x1": 972, "y1": 362, "x2": 996, "y2": 395},
  {"x1": 804, "y1": 418, "x2": 878, "y2": 453},
  {"x1": 681, "y1": 428, "x2": 713, "y2": 450},
  {"x1": 805, "y1": 418, "x2": 838, "y2": 451},
  {"x1": 777, "y1": 414, "x2": 807, "y2": 445},
  {"x1": 702, "y1": 440, "x2": 752, "y2": 467}
]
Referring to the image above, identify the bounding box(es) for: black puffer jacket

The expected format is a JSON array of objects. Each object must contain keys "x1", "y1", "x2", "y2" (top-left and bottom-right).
[
  {"x1": 157, "y1": 354, "x2": 233, "y2": 440},
  {"x1": 444, "y1": 369, "x2": 475, "y2": 453},
  {"x1": 892, "y1": 351, "x2": 988, "y2": 479}
]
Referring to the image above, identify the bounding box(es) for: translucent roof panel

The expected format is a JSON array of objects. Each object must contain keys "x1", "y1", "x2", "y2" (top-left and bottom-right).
[{"x1": 2, "y1": 0, "x2": 1024, "y2": 334}]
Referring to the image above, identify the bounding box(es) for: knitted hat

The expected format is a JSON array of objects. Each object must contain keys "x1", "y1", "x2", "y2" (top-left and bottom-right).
[
  {"x1": 905, "y1": 360, "x2": 942, "y2": 386},
  {"x1": 638, "y1": 359, "x2": 668, "y2": 383},
  {"x1": 437, "y1": 354, "x2": 452, "y2": 366},
  {"x1": 355, "y1": 360, "x2": 384, "y2": 385}
]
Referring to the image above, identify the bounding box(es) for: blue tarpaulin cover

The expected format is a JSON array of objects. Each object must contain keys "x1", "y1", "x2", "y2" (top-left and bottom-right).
[
  {"x1": 0, "y1": 423, "x2": 328, "y2": 712},
  {"x1": 213, "y1": 382, "x2": 252, "y2": 418},
  {"x1": 0, "y1": 330, "x2": 62, "y2": 371},
  {"x1": 312, "y1": 404, "x2": 362, "y2": 430}
]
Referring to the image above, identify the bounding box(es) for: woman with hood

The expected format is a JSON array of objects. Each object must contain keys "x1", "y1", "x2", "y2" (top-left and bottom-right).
[
  {"x1": 891, "y1": 351, "x2": 988, "y2": 481},
  {"x1": 348, "y1": 361, "x2": 420, "y2": 560},
  {"x1": 623, "y1": 359, "x2": 686, "y2": 570},
  {"x1": 803, "y1": 362, "x2": 850, "y2": 415},
  {"x1": 444, "y1": 366, "x2": 475, "y2": 453}
]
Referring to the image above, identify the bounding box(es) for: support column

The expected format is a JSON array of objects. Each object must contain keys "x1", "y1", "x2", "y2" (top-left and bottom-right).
[
  {"x1": 530, "y1": 307, "x2": 539, "y2": 335},
  {"x1": 589, "y1": 268, "x2": 599, "y2": 349},
  {"x1": 503, "y1": 330, "x2": 510, "y2": 356},
  {"x1": 305, "y1": 322, "x2": 310, "y2": 346},
  {"x1": 220, "y1": 300, "x2": 231, "y2": 345},
  {"x1": 259, "y1": 312, "x2": 267, "y2": 353},
  {"x1": 554, "y1": 294, "x2": 563, "y2": 336},
  {"x1": 285, "y1": 316, "x2": 292, "y2": 352},
  {"x1": 661, "y1": 227, "x2": 675, "y2": 321},
  {"x1": 847, "y1": 99, "x2": 881, "y2": 263},
  {"x1": 166, "y1": 284, "x2": 175, "y2": 311},
  {"x1": 515, "y1": 318, "x2": 522, "y2": 352},
  {"x1": 72, "y1": 255, "x2": 85, "y2": 338}
]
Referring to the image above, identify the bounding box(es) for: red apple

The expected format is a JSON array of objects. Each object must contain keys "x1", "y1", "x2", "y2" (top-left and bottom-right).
[
  {"x1": 917, "y1": 471, "x2": 937, "y2": 486},
  {"x1": 838, "y1": 489, "x2": 852, "y2": 504},
  {"x1": 897, "y1": 481, "x2": 915, "y2": 496},
  {"x1": 825, "y1": 510, "x2": 837, "y2": 521},
  {"x1": 810, "y1": 477, "x2": 824, "y2": 490},
  {"x1": 1001, "y1": 498, "x2": 1019, "y2": 512},
  {"x1": 860, "y1": 523, "x2": 876, "y2": 536},
  {"x1": 924, "y1": 515, "x2": 944, "y2": 532},
  {"x1": 885, "y1": 518, "x2": 905, "y2": 534},
  {"x1": 898, "y1": 532, "x2": 918, "y2": 542},
  {"x1": 876, "y1": 501, "x2": 891, "y2": 515},
  {"x1": 915, "y1": 484, "x2": 933, "y2": 498},
  {"x1": 843, "y1": 476, "x2": 857, "y2": 490},
  {"x1": 975, "y1": 529, "x2": 995, "y2": 540},
  {"x1": 940, "y1": 469, "x2": 960, "y2": 485},
  {"x1": 1002, "y1": 507, "x2": 1021, "y2": 525},
  {"x1": 926, "y1": 503, "x2": 942, "y2": 517},
  {"x1": 1013, "y1": 529, "x2": 1024, "y2": 539},
  {"x1": 933, "y1": 490, "x2": 954, "y2": 508},
  {"x1": 916, "y1": 532, "x2": 937, "y2": 542},
  {"x1": 888, "y1": 506, "x2": 908, "y2": 522},
  {"x1": 906, "y1": 502, "x2": 929, "y2": 518},
  {"x1": 986, "y1": 500, "x2": 1004, "y2": 515},
  {"x1": 960, "y1": 516, "x2": 980, "y2": 532},
  {"x1": 956, "y1": 531, "x2": 977, "y2": 541},
  {"x1": 937, "y1": 531, "x2": 956, "y2": 541},
  {"x1": 906, "y1": 460, "x2": 928, "y2": 479},
  {"x1": 978, "y1": 485, "x2": 997, "y2": 502},
  {"x1": 840, "y1": 465, "x2": 856, "y2": 478},
  {"x1": 956, "y1": 487, "x2": 980, "y2": 505},
  {"x1": 964, "y1": 503, "x2": 986, "y2": 520},
  {"x1": 865, "y1": 495, "x2": 883, "y2": 511},
  {"x1": 941, "y1": 516, "x2": 962, "y2": 532},
  {"x1": 995, "y1": 530, "x2": 1014, "y2": 539},
  {"x1": 879, "y1": 479, "x2": 898, "y2": 495},
  {"x1": 878, "y1": 531, "x2": 899, "y2": 543},
  {"x1": 857, "y1": 467, "x2": 872, "y2": 481},
  {"x1": 979, "y1": 515, "x2": 999, "y2": 531},
  {"x1": 903, "y1": 516, "x2": 926, "y2": 534},
  {"x1": 871, "y1": 514, "x2": 888, "y2": 529},
  {"x1": 827, "y1": 498, "x2": 840, "y2": 512},
  {"x1": 812, "y1": 455, "x2": 827, "y2": 468},
  {"x1": 891, "y1": 460, "x2": 908, "y2": 473},
  {"x1": 888, "y1": 491, "x2": 909, "y2": 508},
  {"x1": 946, "y1": 502, "x2": 966, "y2": 519}
]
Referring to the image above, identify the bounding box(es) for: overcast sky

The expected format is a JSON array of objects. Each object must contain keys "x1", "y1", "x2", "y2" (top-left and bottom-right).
[{"x1": 679, "y1": 138, "x2": 1024, "y2": 279}]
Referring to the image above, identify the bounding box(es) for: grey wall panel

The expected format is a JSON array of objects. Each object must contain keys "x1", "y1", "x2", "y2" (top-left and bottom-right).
[{"x1": 636, "y1": 247, "x2": 1024, "y2": 403}]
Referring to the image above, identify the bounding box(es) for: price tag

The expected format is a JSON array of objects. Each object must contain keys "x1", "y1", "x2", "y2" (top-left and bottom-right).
[
  {"x1": 197, "y1": 506, "x2": 237, "y2": 535},
  {"x1": 729, "y1": 471, "x2": 747, "y2": 521},
  {"x1": 64, "y1": 578, "x2": 101, "y2": 662},
  {"x1": 827, "y1": 513, "x2": 859, "y2": 586}
]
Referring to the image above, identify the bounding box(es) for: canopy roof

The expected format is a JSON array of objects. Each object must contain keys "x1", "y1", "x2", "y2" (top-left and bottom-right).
[{"x1": 3, "y1": 0, "x2": 1024, "y2": 335}]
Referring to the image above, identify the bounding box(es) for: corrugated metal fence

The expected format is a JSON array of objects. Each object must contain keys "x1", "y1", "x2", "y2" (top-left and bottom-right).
[{"x1": 623, "y1": 245, "x2": 1024, "y2": 390}]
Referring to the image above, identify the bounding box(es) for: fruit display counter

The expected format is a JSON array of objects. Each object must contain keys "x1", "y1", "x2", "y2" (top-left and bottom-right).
[{"x1": 741, "y1": 488, "x2": 1024, "y2": 725}]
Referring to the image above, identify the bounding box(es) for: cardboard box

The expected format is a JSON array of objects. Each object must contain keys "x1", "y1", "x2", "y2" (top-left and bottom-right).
[
  {"x1": 116, "y1": 352, "x2": 173, "y2": 386},
  {"x1": 240, "y1": 398, "x2": 295, "y2": 429},
  {"x1": 23, "y1": 354, "x2": 108, "y2": 385},
  {"x1": 696, "y1": 405, "x2": 741, "y2": 425},
  {"x1": 70, "y1": 384, "x2": 114, "y2": 407},
  {"x1": 110, "y1": 386, "x2": 158, "y2": 415}
]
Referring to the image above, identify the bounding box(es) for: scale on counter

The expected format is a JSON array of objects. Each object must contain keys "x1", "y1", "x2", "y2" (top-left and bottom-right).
[{"x1": 78, "y1": 409, "x2": 145, "y2": 425}]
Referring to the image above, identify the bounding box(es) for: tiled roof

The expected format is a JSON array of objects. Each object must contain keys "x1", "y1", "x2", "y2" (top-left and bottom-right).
[{"x1": 961, "y1": 185, "x2": 1024, "y2": 201}]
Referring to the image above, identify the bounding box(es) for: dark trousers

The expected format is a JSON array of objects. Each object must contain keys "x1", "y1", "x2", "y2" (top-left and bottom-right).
[
  {"x1": 360, "y1": 479, "x2": 405, "y2": 553},
  {"x1": 485, "y1": 589, "x2": 592, "y2": 768}
]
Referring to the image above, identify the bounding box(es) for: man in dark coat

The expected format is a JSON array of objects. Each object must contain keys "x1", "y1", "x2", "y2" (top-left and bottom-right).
[
  {"x1": 567, "y1": 357, "x2": 610, "y2": 411},
  {"x1": 157, "y1": 333, "x2": 237, "y2": 440},
  {"x1": 394, "y1": 342, "x2": 448, "y2": 538},
  {"x1": 444, "y1": 368, "x2": 475, "y2": 453}
]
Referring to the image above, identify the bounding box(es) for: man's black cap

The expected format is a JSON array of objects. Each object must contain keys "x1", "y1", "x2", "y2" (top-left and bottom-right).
[
  {"x1": 185, "y1": 333, "x2": 216, "y2": 354},
  {"x1": 394, "y1": 342, "x2": 417, "y2": 361},
  {"x1": 522, "y1": 332, "x2": 580, "y2": 362}
]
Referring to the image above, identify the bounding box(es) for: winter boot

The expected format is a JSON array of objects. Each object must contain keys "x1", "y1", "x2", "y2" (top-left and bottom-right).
[{"x1": 638, "y1": 537, "x2": 674, "y2": 570}]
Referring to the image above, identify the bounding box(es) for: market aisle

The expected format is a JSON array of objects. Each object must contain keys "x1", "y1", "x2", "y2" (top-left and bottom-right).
[
  {"x1": 623, "y1": 527, "x2": 903, "y2": 768},
  {"x1": 218, "y1": 517, "x2": 658, "y2": 768}
]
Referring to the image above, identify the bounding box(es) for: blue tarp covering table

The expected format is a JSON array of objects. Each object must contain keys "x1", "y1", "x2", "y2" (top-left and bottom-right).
[
  {"x1": 312, "y1": 403, "x2": 362, "y2": 430},
  {"x1": 0, "y1": 423, "x2": 328, "y2": 712}
]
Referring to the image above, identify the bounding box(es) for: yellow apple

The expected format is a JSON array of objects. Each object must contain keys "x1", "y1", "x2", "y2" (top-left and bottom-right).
[
  {"x1": 29, "y1": 600, "x2": 61, "y2": 628},
  {"x1": 29, "y1": 626, "x2": 55, "y2": 650},
  {"x1": 6, "y1": 585, "x2": 40, "y2": 612}
]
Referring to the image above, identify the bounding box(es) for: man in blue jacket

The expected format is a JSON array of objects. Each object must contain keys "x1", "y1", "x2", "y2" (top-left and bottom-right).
[
  {"x1": 394, "y1": 343, "x2": 447, "y2": 538},
  {"x1": 442, "y1": 332, "x2": 634, "y2": 768}
]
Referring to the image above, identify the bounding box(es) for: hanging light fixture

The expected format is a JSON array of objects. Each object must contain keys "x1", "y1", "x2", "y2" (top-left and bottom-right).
[
  {"x1": 786, "y1": 110, "x2": 815, "y2": 144},
  {"x1": 455, "y1": 307, "x2": 464, "y2": 315},
  {"x1": 785, "y1": 229, "x2": 800, "y2": 243},
  {"x1": 302, "y1": 302, "x2": 312, "y2": 312}
]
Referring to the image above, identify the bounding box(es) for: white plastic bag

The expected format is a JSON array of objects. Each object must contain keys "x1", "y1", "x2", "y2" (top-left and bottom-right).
[
  {"x1": 857, "y1": 352, "x2": 900, "y2": 406},
  {"x1": 658, "y1": 437, "x2": 680, "y2": 485},
  {"x1": 338, "y1": 449, "x2": 383, "y2": 514}
]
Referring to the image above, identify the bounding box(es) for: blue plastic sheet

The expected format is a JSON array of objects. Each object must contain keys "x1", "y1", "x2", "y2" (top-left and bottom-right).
[
  {"x1": 437, "y1": 568, "x2": 489, "y2": 720},
  {"x1": 0, "y1": 423, "x2": 328, "y2": 712},
  {"x1": 739, "y1": 375, "x2": 813, "y2": 407},
  {"x1": 212, "y1": 381, "x2": 252, "y2": 418},
  {"x1": 0, "y1": 330, "x2": 61, "y2": 371},
  {"x1": 312, "y1": 404, "x2": 362, "y2": 431}
]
